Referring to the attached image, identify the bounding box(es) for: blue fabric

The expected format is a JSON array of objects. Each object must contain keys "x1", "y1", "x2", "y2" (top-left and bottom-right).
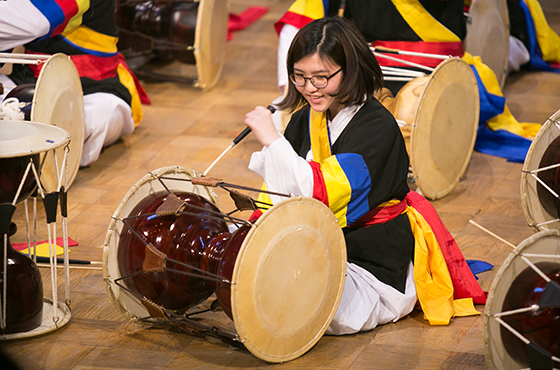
[
  {"x1": 470, "y1": 66, "x2": 506, "y2": 123},
  {"x1": 466, "y1": 260, "x2": 494, "y2": 280},
  {"x1": 519, "y1": 0, "x2": 560, "y2": 73},
  {"x1": 475, "y1": 125, "x2": 532, "y2": 163}
]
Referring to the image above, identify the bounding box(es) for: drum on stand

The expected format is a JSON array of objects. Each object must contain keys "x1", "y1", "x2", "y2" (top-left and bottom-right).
[
  {"x1": 103, "y1": 166, "x2": 346, "y2": 363},
  {"x1": 483, "y1": 229, "x2": 560, "y2": 369},
  {"x1": 1, "y1": 52, "x2": 85, "y2": 192},
  {"x1": 378, "y1": 57, "x2": 480, "y2": 200},
  {"x1": 521, "y1": 108, "x2": 560, "y2": 231},
  {"x1": 0, "y1": 120, "x2": 72, "y2": 339},
  {"x1": 116, "y1": 0, "x2": 228, "y2": 89},
  {"x1": 464, "y1": 0, "x2": 510, "y2": 89}
]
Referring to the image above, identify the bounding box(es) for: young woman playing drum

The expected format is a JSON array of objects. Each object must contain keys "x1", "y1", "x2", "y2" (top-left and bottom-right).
[{"x1": 244, "y1": 16, "x2": 485, "y2": 335}]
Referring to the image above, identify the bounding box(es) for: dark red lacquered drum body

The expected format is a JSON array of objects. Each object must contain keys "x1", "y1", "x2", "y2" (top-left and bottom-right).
[
  {"x1": 0, "y1": 223, "x2": 44, "y2": 334},
  {"x1": 0, "y1": 154, "x2": 39, "y2": 204},
  {"x1": 500, "y1": 262, "x2": 560, "y2": 365},
  {"x1": 537, "y1": 136, "x2": 560, "y2": 219},
  {"x1": 117, "y1": 190, "x2": 247, "y2": 319}
]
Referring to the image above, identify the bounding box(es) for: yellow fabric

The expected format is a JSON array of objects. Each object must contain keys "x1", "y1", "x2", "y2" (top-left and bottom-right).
[
  {"x1": 287, "y1": 0, "x2": 325, "y2": 19},
  {"x1": 321, "y1": 156, "x2": 351, "y2": 228},
  {"x1": 62, "y1": 26, "x2": 118, "y2": 54},
  {"x1": 462, "y1": 52, "x2": 541, "y2": 139},
  {"x1": 62, "y1": 0, "x2": 90, "y2": 34},
  {"x1": 404, "y1": 205, "x2": 480, "y2": 325},
  {"x1": 390, "y1": 0, "x2": 460, "y2": 42},
  {"x1": 524, "y1": 0, "x2": 560, "y2": 62},
  {"x1": 117, "y1": 64, "x2": 143, "y2": 126},
  {"x1": 309, "y1": 110, "x2": 331, "y2": 162},
  {"x1": 19, "y1": 242, "x2": 65, "y2": 258}
]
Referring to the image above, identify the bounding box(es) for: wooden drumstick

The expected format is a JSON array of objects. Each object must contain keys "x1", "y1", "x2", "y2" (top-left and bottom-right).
[{"x1": 202, "y1": 105, "x2": 276, "y2": 176}]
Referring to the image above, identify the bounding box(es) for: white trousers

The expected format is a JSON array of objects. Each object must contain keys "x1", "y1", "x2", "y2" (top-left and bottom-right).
[{"x1": 326, "y1": 261, "x2": 417, "y2": 335}]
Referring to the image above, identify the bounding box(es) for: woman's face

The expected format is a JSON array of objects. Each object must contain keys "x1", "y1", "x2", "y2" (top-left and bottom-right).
[{"x1": 293, "y1": 53, "x2": 344, "y2": 118}]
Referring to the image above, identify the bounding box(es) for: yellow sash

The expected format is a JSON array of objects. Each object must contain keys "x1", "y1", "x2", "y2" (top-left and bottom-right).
[
  {"x1": 524, "y1": 0, "x2": 560, "y2": 62},
  {"x1": 390, "y1": 0, "x2": 460, "y2": 42},
  {"x1": 309, "y1": 109, "x2": 331, "y2": 162}
]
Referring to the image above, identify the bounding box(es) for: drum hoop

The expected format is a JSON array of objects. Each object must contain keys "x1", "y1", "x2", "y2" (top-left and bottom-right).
[
  {"x1": 231, "y1": 196, "x2": 346, "y2": 363},
  {"x1": 102, "y1": 166, "x2": 219, "y2": 322},
  {"x1": 483, "y1": 228, "x2": 560, "y2": 370},
  {"x1": 410, "y1": 57, "x2": 479, "y2": 200},
  {"x1": 0, "y1": 120, "x2": 69, "y2": 158},
  {"x1": 194, "y1": 0, "x2": 228, "y2": 89},
  {"x1": 463, "y1": 0, "x2": 510, "y2": 89},
  {"x1": 520, "y1": 108, "x2": 560, "y2": 232},
  {"x1": 31, "y1": 53, "x2": 85, "y2": 192}
]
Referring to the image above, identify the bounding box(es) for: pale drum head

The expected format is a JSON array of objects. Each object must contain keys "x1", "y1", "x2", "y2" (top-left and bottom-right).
[
  {"x1": 386, "y1": 57, "x2": 480, "y2": 200},
  {"x1": 0, "y1": 299, "x2": 71, "y2": 340},
  {"x1": 464, "y1": 0, "x2": 510, "y2": 89},
  {"x1": 231, "y1": 196, "x2": 346, "y2": 363},
  {"x1": 521, "y1": 108, "x2": 560, "y2": 231},
  {"x1": 0, "y1": 120, "x2": 69, "y2": 158},
  {"x1": 31, "y1": 53, "x2": 84, "y2": 193},
  {"x1": 483, "y1": 229, "x2": 560, "y2": 370},
  {"x1": 103, "y1": 166, "x2": 219, "y2": 322},
  {"x1": 194, "y1": 0, "x2": 229, "y2": 89}
]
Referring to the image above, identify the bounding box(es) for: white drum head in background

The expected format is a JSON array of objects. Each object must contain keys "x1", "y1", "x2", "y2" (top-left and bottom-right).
[
  {"x1": 194, "y1": 0, "x2": 229, "y2": 89},
  {"x1": 0, "y1": 120, "x2": 69, "y2": 158},
  {"x1": 395, "y1": 57, "x2": 480, "y2": 200},
  {"x1": 464, "y1": 0, "x2": 510, "y2": 89},
  {"x1": 31, "y1": 53, "x2": 84, "y2": 193},
  {"x1": 483, "y1": 229, "x2": 560, "y2": 370},
  {"x1": 521, "y1": 108, "x2": 560, "y2": 231}
]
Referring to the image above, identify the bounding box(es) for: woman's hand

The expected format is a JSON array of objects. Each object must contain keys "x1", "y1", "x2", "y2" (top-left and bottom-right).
[{"x1": 244, "y1": 106, "x2": 281, "y2": 147}]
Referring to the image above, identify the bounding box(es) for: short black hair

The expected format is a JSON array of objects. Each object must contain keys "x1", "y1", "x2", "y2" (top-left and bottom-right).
[{"x1": 278, "y1": 17, "x2": 383, "y2": 112}]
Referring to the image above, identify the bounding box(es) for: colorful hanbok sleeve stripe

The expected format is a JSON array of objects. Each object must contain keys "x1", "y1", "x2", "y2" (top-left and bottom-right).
[
  {"x1": 309, "y1": 154, "x2": 372, "y2": 228},
  {"x1": 31, "y1": 0, "x2": 89, "y2": 41},
  {"x1": 274, "y1": 0, "x2": 328, "y2": 35}
]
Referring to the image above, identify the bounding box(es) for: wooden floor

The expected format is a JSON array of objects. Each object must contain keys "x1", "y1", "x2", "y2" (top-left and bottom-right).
[{"x1": 2, "y1": 0, "x2": 560, "y2": 369}]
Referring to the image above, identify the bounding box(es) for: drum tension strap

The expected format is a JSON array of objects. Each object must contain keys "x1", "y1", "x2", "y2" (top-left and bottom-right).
[
  {"x1": 0, "y1": 203, "x2": 16, "y2": 235},
  {"x1": 43, "y1": 192, "x2": 59, "y2": 224},
  {"x1": 60, "y1": 186, "x2": 68, "y2": 218},
  {"x1": 156, "y1": 193, "x2": 185, "y2": 216},
  {"x1": 528, "y1": 341, "x2": 554, "y2": 370},
  {"x1": 538, "y1": 281, "x2": 560, "y2": 308},
  {"x1": 143, "y1": 243, "x2": 166, "y2": 272},
  {"x1": 140, "y1": 297, "x2": 169, "y2": 320},
  {"x1": 229, "y1": 189, "x2": 257, "y2": 211}
]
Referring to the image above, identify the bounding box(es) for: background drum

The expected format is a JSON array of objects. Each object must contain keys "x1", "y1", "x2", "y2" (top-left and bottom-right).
[
  {"x1": 115, "y1": 0, "x2": 228, "y2": 89},
  {"x1": 521, "y1": 108, "x2": 560, "y2": 231},
  {"x1": 0, "y1": 119, "x2": 72, "y2": 339},
  {"x1": 1, "y1": 53, "x2": 85, "y2": 193},
  {"x1": 378, "y1": 57, "x2": 480, "y2": 200},
  {"x1": 464, "y1": 0, "x2": 510, "y2": 89},
  {"x1": 483, "y1": 229, "x2": 560, "y2": 370},
  {"x1": 103, "y1": 166, "x2": 346, "y2": 363}
]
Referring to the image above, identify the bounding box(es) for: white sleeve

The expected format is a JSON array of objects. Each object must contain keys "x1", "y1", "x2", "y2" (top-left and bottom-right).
[
  {"x1": 277, "y1": 24, "x2": 299, "y2": 89},
  {"x1": 248, "y1": 136, "x2": 314, "y2": 204},
  {"x1": 0, "y1": 1, "x2": 50, "y2": 50}
]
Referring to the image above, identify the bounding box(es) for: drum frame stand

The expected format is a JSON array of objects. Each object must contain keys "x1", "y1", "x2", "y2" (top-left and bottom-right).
[{"x1": 1, "y1": 144, "x2": 72, "y2": 338}]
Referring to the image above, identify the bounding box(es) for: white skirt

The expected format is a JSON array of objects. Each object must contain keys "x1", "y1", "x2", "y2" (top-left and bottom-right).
[{"x1": 326, "y1": 261, "x2": 417, "y2": 335}]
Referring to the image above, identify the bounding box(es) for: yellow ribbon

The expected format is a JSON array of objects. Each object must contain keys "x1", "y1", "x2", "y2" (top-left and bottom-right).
[
  {"x1": 390, "y1": 0, "x2": 460, "y2": 42},
  {"x1": 309, "y1": 109, "x2": 331, "y2": 162},
  {"x1": 523, "y1": 0, "x2": 560, "y2": 62}
]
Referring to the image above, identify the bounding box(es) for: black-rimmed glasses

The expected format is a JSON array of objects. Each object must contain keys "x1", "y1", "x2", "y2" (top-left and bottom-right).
[{"x1": 289, "y1": 68, "x2": 343, "y2": 89}]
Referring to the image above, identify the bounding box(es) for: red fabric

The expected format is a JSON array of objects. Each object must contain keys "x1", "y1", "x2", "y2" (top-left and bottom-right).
[
  {"x1": 51, "y1": 0, "x2": 80, "y2": 37},
  {"x1": 227, "y1": 7, "x2": 269, "y2": 41},
  {"x1": 27, "y1": 51, "x2": 151, "y2": 105},
  {"x1": 405, "y1": 190, "x2": 487, "y2": 304},
  {"x1": 309, "y1": 161, "x2": 329, "y2": 206},
  {"x1": 248, "y1": 209, "x2": 263, "y2": 222},
  {"x1": 350, "y1": 200, "x2": 408, "y2": 227},
  {"x1": 371, "y1": 40, "x2": 464, "y2": 68},
  {"x1": 12, "y1": 237, "x2": 79, "y2": 251},
  {"x1": 274, "y1": 12, "x2": 316, "y2": 36}
]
